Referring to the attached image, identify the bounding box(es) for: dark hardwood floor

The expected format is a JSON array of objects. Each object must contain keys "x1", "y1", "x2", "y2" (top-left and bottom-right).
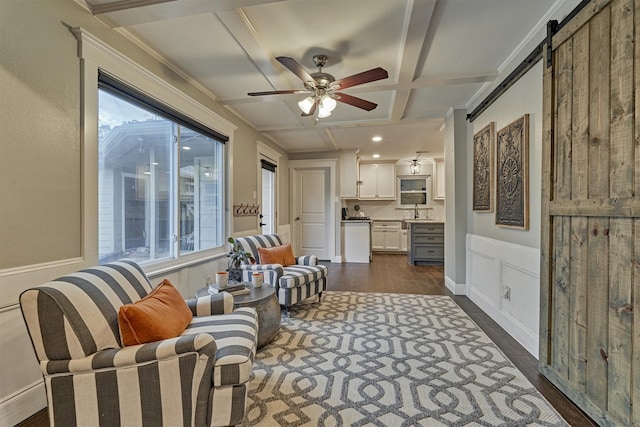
[{"x1": 17, "y1": 254, "x2": 595, "y2": 427}]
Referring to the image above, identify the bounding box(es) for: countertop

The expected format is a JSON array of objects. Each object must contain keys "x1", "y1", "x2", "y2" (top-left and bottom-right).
[
  {"x1": 403, "y1": 219, "x2": 444, "y2": 224},
  {"x1": 341, "y1": 219, "x2": 373, "y2": 223}
]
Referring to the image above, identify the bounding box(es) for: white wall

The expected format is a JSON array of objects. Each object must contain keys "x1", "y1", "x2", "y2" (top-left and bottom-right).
[
  {"x1": 444, "y1": 109, "x2": 468, "y2": 294},
  {"x1": 470, "y1": 62, "x2": 543, "y2": 249},
  {"x1": 466, "y1": 61, "x2": 543, "y2": 356}
]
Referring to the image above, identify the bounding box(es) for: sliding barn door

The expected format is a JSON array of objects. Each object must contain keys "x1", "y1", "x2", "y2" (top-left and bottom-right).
[{"x1": 540, "y1": 1, "x2": 640, "y2": 425}]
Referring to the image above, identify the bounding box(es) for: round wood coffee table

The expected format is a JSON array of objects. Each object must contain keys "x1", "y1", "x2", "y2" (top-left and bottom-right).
[{"x1": 196, "y1": 284, "x2": 281, "y2": 348}]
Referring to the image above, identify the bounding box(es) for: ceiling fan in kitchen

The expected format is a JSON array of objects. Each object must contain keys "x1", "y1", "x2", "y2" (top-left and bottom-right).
[{"x1": 248, "y1": 54, "x2": 388, "y2": 118}]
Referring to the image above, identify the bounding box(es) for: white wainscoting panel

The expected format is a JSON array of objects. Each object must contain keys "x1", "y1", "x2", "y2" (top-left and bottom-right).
[
  {"x1": 466, "y1": 234, "x2": 540, "y2": 357},
  {"x1": 0, "y1": 306, "x2": 46, "y2": 425}
]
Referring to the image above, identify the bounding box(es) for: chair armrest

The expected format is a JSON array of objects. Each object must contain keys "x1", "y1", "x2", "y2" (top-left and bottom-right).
[
  {"x1": 296, "y1": 255, "x2": 318, "y2": 265},
  {"x1": 185, "y1": 293, "x2": 234, "y2": 316},
  {"x1": 43, "y1": 333, "x2": 217, "y2": 375},
  {"x1": 240, "y1": 264, "x2": 284, "y2": 285}
]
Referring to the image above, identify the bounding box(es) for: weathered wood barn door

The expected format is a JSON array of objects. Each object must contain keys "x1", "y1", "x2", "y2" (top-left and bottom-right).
[{"x1": 540, "y1": 1, "x2": 639, "y2": 425}]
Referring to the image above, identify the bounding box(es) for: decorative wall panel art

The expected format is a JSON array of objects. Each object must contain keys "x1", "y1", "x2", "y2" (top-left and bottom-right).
[
  {"x1": 473, "y1": 122, "x2": 495, "y2": 212},
  {"x1": 495, "y1": 114, "x2": 529, "y2": 229}
]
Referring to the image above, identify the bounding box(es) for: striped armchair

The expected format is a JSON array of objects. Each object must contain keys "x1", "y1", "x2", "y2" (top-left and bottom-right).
[
  {"x1": 234, "y1": 234, "x2": 328, "y2": 315},
  {"x1": 19, "y1": 260, "x2": 257, "y2": 427}
]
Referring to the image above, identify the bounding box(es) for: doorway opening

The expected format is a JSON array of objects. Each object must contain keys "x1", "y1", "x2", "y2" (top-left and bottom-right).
[{"x1": 260, "y1": 159, "x2": 276, "y2": 235}]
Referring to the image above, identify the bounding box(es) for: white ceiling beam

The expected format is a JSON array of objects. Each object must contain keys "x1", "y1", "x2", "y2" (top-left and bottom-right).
[
  {"x1": 253, "y1": 117, "x2": 438, "y2": 134},
  {"x1": 323, "y1": 129, "x2": 340, "y2": 151},
  {"x1": 389, "y1": 0, "x2": 437, "y2": 122},
  {"x1": 88, "y1": 0, "x2": 285, "y2": 27},
  {"x1": 216, "y1": 8, "x2": 309, "y2": 126},
  {"x1": 88, "y1": 0, "x2": 176, "y2": 15},
  {"x1": 216, "y1": 71, "x2": 496, "y2": 107}
]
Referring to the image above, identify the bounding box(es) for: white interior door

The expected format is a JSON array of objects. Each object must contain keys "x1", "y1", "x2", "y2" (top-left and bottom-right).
[{"x1": 293, "y1": 168, "x2": 329, "y2": 259}]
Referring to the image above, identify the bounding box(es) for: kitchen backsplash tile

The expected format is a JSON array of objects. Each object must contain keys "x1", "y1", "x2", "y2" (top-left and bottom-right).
[{"x1": 344, "y1": 199, "x2": 444, "y2": 221}]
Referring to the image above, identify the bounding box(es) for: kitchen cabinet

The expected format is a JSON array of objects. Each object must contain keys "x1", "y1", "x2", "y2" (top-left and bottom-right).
[
  {"x1": 400, "y1": 229, "x2": 408, "y2": 252},
  {"x1": 358, "y1": 161, "x2": 396, "y2": 199},
  {"x1": 408, "y1": 222, "x2": 444, "y2": 265},
  {"x1": 342, "y1": 221, "x2": 371, "y2": 263},
  {"x1": 371, "y1": 221, "x2": 401, "y2": 251},
  {"x1": 340, "y1": 150, "x2": 358, "y2": 198},
  {"x1": 433, "y1": 158, "x2": 445, "y2": 200}
]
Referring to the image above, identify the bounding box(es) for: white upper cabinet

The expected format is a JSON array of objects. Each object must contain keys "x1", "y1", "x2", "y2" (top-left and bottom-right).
[
  {"x1": 358, "y1": 161, "x2": 396, "y2": 199},
  {"x1": 339, "y1": 150, "x2": 358, "y2": 198},
  {"x1": 433, "y1": 158, "x2": 445, "y2": 200}
]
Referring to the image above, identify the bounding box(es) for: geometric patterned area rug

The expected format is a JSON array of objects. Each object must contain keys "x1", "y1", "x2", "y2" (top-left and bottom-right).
[{"x1": 242, "y1": 292, "x2": 568, "y2": 426}]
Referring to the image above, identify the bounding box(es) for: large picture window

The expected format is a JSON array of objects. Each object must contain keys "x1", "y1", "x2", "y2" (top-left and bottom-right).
[{"x1": 97, "y1": 74, "x2": 226, "y2": 264}]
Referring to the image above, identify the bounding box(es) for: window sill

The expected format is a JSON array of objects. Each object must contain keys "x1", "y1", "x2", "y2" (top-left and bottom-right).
[{"x1": 143, "y1": 248, "x2": 227, "y2": 279}]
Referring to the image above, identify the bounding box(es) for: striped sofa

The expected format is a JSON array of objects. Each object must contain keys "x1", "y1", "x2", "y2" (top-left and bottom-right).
[
  {"x1": 19, "y1": 260, "x2": 257, "y2": 427},
  {"x1": 234, "y1": 234, "x2": 328, "y2": 315}
]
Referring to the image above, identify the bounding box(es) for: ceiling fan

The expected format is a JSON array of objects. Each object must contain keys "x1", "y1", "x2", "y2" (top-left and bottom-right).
[{"x1": 248, "y1": 54, "x2": 388, "y2": 118}]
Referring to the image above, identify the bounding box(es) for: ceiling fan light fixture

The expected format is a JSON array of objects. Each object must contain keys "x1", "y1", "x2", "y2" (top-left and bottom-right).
[
  {"x1": 317, "y1": 107, "x2": 332, "y2": 118},
  {"x1": 410, "y1": 159, "x2": 421, "y2": 175},
  {"x1": 321, "y1": 95, "x2": 337, "y2": 112},
  {"x1": 298, "y1": 96, "x2": 315, "y2": 114},
  {"x1": 316, "y1": 95, "x2": 336, "y2": 118}
]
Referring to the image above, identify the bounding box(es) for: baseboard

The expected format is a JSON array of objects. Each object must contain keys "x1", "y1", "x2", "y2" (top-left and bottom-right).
[
  {"x1": 445, "y1": 275, "x2": 466, "y2": 295},
  {"x1": 0, "y1": 379, "x2": 46, "y2": 426},
  {"x1": 333, "y1": 256, "x2": 343, "y2": 263}
]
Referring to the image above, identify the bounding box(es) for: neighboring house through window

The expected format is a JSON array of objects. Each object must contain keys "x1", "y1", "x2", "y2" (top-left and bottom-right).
[{"x1": 97, "y1": 73, "x2": 226, "y2": 264}]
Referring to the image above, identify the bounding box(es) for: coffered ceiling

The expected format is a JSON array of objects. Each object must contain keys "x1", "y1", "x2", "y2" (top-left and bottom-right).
[{"x1": 84, "y1": 0, "x2": 558, "y2": 164}]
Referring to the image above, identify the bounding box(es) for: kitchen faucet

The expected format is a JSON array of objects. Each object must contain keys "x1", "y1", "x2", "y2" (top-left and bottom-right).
[{"x1": 414, "y1": 204, "x2": 419, "y2": 219}]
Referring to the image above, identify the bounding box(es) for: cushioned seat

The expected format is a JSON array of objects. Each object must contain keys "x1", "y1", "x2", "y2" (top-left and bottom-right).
[
  {"x1": 185, "y1": 308, "x2": 257, "y2": 386},
  {"x1": 234, "y1": 234, "x2": 328, "y2": 315},
  {"x1": 279, "y1": 264, "x2": 328, "y2": 288},
  {"x1": 20, "y1": 260, "x2": 258, "y2": 427}
]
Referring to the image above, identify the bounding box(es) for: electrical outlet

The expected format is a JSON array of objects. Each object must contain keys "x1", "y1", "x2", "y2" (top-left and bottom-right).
[{"x1": 502, "y1": 286, "x2": 511, "y2": 301}]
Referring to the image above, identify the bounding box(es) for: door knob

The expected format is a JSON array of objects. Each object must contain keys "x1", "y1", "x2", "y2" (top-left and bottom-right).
[{"x1": 295, "y1": 217, "x2": 300, "y2": 221}]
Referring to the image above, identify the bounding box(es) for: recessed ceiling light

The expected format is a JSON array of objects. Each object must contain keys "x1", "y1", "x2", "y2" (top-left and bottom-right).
[
  {"x1": 182, "y1": 146, "x2": 191, "y2": 150},
  {"x1": 372, "y1": 136, "x2": 382, "y2": 142},
  {"x1": 372, "y1": 154, "x2": 380, "y2": 158}
]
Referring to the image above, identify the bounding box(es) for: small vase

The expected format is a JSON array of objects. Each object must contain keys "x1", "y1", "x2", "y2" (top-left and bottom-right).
[{"x1": 227, "y1": 268, "x2": 243, "y2": 284}]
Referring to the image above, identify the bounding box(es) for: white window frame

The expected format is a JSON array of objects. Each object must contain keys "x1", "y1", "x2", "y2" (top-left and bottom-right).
[{"x1": 74, "y1": 27, "x2": 237, "y2": 272}]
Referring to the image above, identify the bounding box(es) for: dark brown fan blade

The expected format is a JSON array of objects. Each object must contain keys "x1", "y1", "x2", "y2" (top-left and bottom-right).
[
  {"x1": 332, "y1": 67, "x2": 388, "y2": 90},
  {"x1": 301, "y1": 99, "x2": 318, "y2": 117},
  {"x1": 248, "y1": 89, "x2": 307, "y2": 96},
  {"x1": 276, "y1": 56, "x2": 316, "y2": 86},
  {"x1": 335, "y1": 92, "x2": 378, "y2": 111}
]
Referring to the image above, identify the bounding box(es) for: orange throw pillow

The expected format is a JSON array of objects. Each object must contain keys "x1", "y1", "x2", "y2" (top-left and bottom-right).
[
  {"x1": 258, "y1": 243, "x2": 296, "y2": 266},
  {"x1": 118, "y1": 279, "x2": 193, "y2": 346}
]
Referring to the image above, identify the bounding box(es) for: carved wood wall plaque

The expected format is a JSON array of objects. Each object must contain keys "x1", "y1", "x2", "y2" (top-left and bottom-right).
[
  {"x1": 472, "y1": 122, "x2": 495, "y2": 212},
  {"x1": 495, "y1": 114, "x2": 529, "y2": 229}
]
